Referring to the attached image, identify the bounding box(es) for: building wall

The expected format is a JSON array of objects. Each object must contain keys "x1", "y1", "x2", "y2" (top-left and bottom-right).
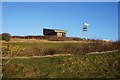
[
  {"x1": 43, "y1": 29, "x2": 56, "y2": 36},
  {"x1": 43, "y1": 28, "x2": 66, "y2": 37},
  {"x1": 57, "y1": 32, "x2": 62, "y2": 37},
  {"x1": 62, "y1": 32, "x2": 66, "y2": 36}
]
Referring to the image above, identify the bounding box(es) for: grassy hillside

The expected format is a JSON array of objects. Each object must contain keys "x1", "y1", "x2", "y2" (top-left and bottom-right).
[
  {"x1": 1, "y1": 41, "x2": 119, "y2": 78},
  {"x1": 2, "y1": 41, "x2": 118, "y2": 57},
  {"x1": 2, "y1": 51, "x2": 120, "y2": 78}
]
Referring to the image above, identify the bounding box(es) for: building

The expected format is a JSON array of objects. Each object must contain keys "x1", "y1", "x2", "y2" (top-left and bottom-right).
[
  {"x1": 43, "y1": 28, "x2": 67, "y2": 37},
  {"x1": 102, "y1": 39, "x2": 111, "y2": 42}
]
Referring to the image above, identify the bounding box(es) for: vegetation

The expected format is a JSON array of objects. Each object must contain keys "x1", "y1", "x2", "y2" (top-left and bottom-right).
[
  {"x1": 2, "y1": 45, "x2": 25, "y2": 57},
  {"x1": 1, "y1": 33, "x2": 11, "y2": 42},
  {"x1": 11, "y1": 36, "x2": 83, "y2": 41},
  {"x1": 1, "y1": 38, "x2": 119, "y2": 78},
  {"x1": 2, "y1": 51, "x2": 120, "y2": 78},
  {"x1": 2, "y1": 41, "x2": 119, "y2": 57}
]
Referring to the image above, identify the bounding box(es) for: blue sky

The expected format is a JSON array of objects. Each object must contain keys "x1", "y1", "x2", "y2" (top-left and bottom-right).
[
  {"x1": 2, "y1": 0, "x2": 120, "y2": 2},
  {"x1": 2, "y1": 2, "x2": 118, "y2": 41}
]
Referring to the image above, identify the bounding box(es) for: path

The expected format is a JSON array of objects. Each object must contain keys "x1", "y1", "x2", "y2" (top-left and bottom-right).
[{"x1": 2, "y1": 50, "x2": 118, "y2": 59}]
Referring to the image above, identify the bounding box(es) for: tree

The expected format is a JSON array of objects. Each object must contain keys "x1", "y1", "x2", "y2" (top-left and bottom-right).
[{"x1": 2, "y1": 33, "x2": 11, "y2": 42}]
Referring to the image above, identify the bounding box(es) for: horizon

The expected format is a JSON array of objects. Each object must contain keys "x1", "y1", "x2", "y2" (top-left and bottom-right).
[{"x1": 2, "y1": 2, "x2": 118, "y2": 41}]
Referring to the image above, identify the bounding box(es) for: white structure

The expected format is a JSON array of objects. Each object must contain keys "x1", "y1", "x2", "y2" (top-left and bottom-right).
[
  {"x1": 102, "y1": 39, "x2": 111, "y2": 42},
  {"x1": 83, "y1": 22, "x2": 90, "y2": 31},
  {"x1": 82, "y1": 22, "x2": 90, "y2": 39}
]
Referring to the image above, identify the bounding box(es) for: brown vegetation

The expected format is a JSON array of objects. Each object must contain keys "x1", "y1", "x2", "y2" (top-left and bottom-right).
[{"x1": 2, "y1": 41, "x2": 119, "y2": 57}]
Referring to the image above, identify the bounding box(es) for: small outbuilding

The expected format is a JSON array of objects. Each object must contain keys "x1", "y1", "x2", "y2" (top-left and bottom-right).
[{"x1": 43, "y1": 28, "x2": 67, "y2": 37}]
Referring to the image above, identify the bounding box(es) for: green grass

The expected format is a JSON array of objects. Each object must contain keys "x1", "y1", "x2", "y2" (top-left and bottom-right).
[
  {"x1": 2, "y1": 41, "x2": 119, "y2": 78},
  {"x1": 3, "y1": 51, "x2": 120, "y2": 78},
  {"x1": 3, "y1": 42, "x2": 63, "y2": 48},
  {"x1": 2, "y1": 42, "x2": 118, "y2": 57}
]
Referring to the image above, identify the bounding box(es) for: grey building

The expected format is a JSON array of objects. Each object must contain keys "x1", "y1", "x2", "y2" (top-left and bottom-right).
[{"x1": 43, "y1": 28, "x2": 67, "y2": 37}]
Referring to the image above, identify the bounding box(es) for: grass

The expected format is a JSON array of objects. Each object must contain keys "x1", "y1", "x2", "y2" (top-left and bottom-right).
[
  {"x1": 2, "y1": 41, "x2": 119, "y2": 57},
  {"x1": 2, "y1": 41, "x2": 119, "y2": 78},
  {"x1": 3, "y1": 42, "x2": 62, "y2": 48},
  {"x1": 2, "y1": 51, "x2": 120, "y2": 78}
]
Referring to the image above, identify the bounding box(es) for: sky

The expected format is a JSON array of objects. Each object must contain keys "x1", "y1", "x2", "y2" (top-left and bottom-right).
[
  {"x1": 2, "y1": 2, "x2": 118, "y2": 41},
  {"x1": 118, "y1": 2, "x2": 120, "y2": 40},
  {"x1": 2, "y1": 0, "x2": 120, "y2": 2}
]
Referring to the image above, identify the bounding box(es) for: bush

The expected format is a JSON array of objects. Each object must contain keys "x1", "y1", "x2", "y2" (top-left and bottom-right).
[
  {"x1": 33, "y1": 47, "x2": 59, "y2": 56},
  {"x1": 72, "y1": 38, "x2": 82, "y2": 41},
  {"x1": 2, "y1": 33, "x2": 11, "y2": 42},
  {"x1": 2, "y1": 45, "x2": 25, "y2": 57},
  {"x1": 64, "y1": 44, "x2": 85, "y2": 55},
  {"x1": 44, "y1": 48, "x2": 58, "y2": 55}
]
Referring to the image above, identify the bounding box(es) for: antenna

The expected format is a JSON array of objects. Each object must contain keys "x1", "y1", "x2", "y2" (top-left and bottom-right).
[{"x1": 82, "y1": 22, "x2": 90, "y2": 39}]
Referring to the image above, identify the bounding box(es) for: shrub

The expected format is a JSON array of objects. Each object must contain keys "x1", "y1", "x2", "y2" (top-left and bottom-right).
[
  {"x1": 44, "y1": 48, "x2": 58, "y2": 55},
  {"x1": 72, "y1": 38, "x2": 82, "y2": 41},
  {"x1": 33, "y1": 47, "x2": 59, "y2": 56},
  {"x1": 2, "y1": 45, "x2": 25, "y2": 57},
  {"x1": 2, "y1": 33, "x2": 11, "y2": 42},
  {"x1": 63, "y1": 44, "x2": 85, "y2": 55},
  {"x1": 49, "y1": 37, "x2": 67, "y2": 41},
  {"x1": 33, "y1": 47, "x2": 42, "y2": 56}
]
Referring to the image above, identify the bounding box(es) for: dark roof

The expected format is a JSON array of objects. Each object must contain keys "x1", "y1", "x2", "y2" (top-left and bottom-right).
[{"x1": 43, "y1": 28, "x2": 67, "y2": 33}]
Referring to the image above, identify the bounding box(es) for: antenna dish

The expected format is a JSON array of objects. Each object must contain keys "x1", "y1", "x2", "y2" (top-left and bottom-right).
[{"x1": 83, "y1": 23, "x2": 90, "y2": 26}]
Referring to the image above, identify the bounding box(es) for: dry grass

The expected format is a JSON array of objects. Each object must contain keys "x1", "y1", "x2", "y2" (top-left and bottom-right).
[
  {"x1": 2, "y1": 41, "x2": 119, "y2": 57},
  {"x1": 2, "y1": 51, "x2": 120, "y2": 78}
]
